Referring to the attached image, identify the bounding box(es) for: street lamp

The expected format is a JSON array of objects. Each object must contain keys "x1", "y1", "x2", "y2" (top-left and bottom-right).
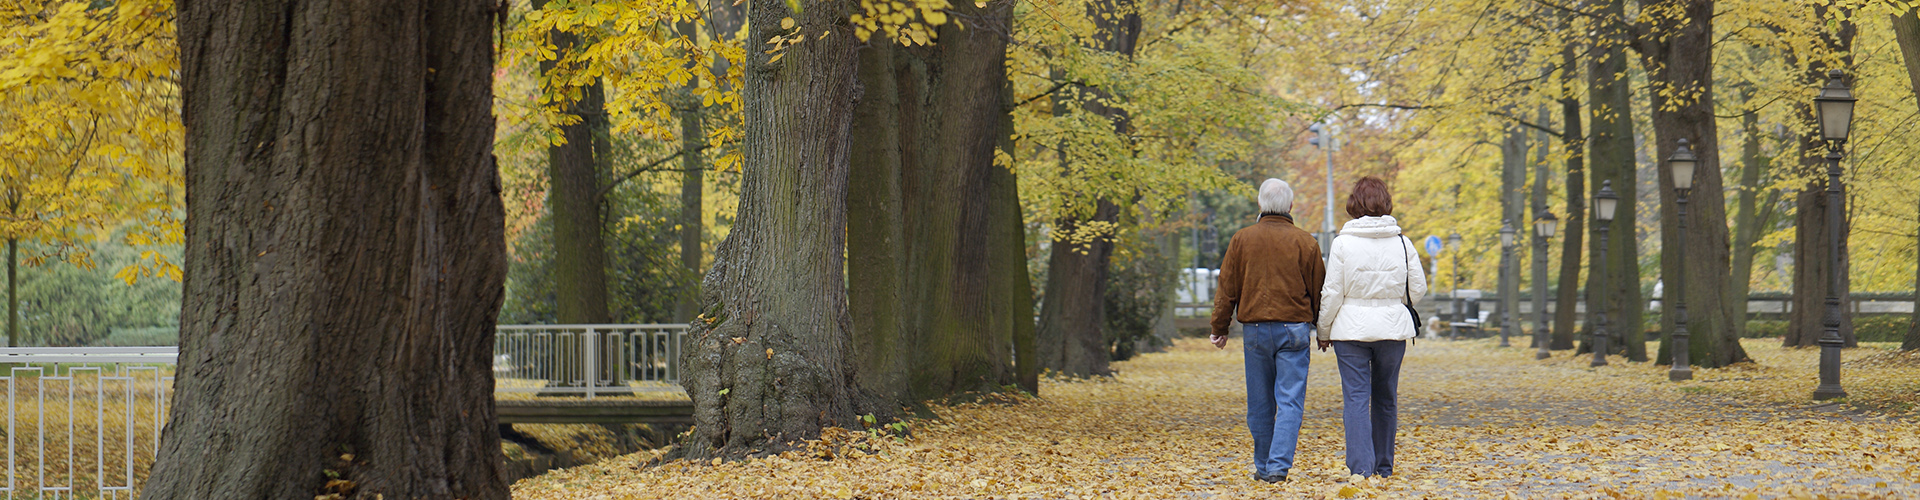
[
  {"x1": 1667, "y1": 139, "x2": 1698, "y2": 382},
  {"x1": 1448, "y1": 231, "x2": 1464, "y2": 339},
  {"x1": 1499, "y1": 222, "x2": 1517, "y2": 347},
  {"x1": 1812, "y1": 69, "x2": 1856, "y2": 400},
  {"x1": 1590, "y1": 181, "x2": 1619, "y2": 368},
  {"x1": 1533, "y1": 210, "x2": 1558, "y2": 360}
]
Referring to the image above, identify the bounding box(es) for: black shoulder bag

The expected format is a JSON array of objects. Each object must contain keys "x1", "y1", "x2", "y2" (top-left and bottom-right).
[{"x1": 1399, "y1": 236, "x2": 1422, "y2": 341}]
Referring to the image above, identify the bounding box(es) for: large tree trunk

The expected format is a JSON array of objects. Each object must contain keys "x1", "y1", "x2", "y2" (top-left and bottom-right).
[
  {"x1": 848, "y1": 43, "x2": 911, "y2": 404},
  {"x1": 1895, "y1": 7, "x2": 1920, "y2": 351},
  {"x1": 537, "y1": 0, "x2": 611, "y2": 325},
  {"x1": 1552, "y1": 43, "x2": 1585, "y2": 351},
  {"x1": 991, "y1": 159, "x2": 1040, "y2": 395},
  {"x1": 1582, "y1": 0, "x2": 1641, "y2": 358},
  {"x1": 1635, "y1": 0, "x2": 1747, "y2": 367},
  {"x1": 680, "y1": 0, "x2": 875, "y2": 457},
  {"x1": 1785, "y1": 3, "x2": 1858, "y2": 349},
  {"x1": 145, "y1": 1, "x2": 508, "y2": 498},
  {"x1": 899, "y1": 6, "x2": 1012, "y2": 398},
  {"x1": 1529, "y1": 104, "x2": 1551, "y2": 348},
  {"x1": 1036, "y1": 0, "x2": 1140, "y2": 377}
]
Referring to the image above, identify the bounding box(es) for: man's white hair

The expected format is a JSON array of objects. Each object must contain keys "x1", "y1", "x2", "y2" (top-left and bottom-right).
[{"x1": 1258, "y1": 178, "x2": 1294, "y2": 214}]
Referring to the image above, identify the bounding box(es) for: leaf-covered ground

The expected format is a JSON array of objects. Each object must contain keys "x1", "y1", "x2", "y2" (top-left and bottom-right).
[{"x1": 511, "y1": 338, "x2": 1920, "y2": 499}]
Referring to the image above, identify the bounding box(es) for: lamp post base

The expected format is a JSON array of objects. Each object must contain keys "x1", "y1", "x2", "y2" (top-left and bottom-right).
[
  {"x1": 1667, "y1": 367, "x2": 1692, "y2": 382},
  {"x1": 1535, "y1": 349, "x2": 1551, "y2": 360},
  {"x1": 1812, "y1": 385, "x2": 1848, "y2": 400}
]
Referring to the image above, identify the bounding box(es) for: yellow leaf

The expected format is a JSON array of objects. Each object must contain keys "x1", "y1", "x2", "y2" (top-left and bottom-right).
[
  {"x1": 781, "y1": 17, "x2": 795, "y2": 30},
  {"x1": 1337, "y1": 485, "x2": 1360, "y2": 498}
]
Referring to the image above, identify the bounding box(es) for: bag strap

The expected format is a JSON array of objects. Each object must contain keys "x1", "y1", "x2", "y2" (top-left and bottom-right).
[{"x1": 1401, "y1": 235, "x2": 1417, "y2": 345}]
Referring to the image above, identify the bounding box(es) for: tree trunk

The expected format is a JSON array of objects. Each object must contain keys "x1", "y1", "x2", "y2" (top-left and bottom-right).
[
  {"x1": 991, "y1": 160, "x2": 1040, "y2": 395},
  {"x1": 674, "y1": 19, "x2": 706, "y2": 323},
  {"x1": 848, "y1": 43, "x2": 911, "y2": 404},
  {"x1": 899, "y1": 4, "x2": 1012, "y2": 398},
  {"x1": 1530, "y1": 104, "x2": 1551, "y2": 348},
  {"x1": 1894, "y1": 7, "x2": 1920, "y2": 351},
  {"x1": 1553, "y1": 42, "x2": 1585, "y2": 351},
  {"x1": 1582, "y1": 0, "x2": 1640, "y2": 357},
  {"x1": 1635, "y1": 0, "x2": 1747, "y2": 367},
  {"x1": 6, "y1": 237, "x2": 14, "y2": 347},
  {"x1": 1500, "y1": 123, "x2": 1525, "y2": 343},
  {"x1": 1785, "y1": 2, "x2": 1857, "y2": 349},
  {"x1": 538, "y1": 0, "x2": 610, "y2": 325},
  {"x1": 145, "y1": 1, "x2": 507, "y2": 498},
  {"x1": 1036, "y1": 0, "x2": 1140, "y2": 377},
  {"x1": 680, "y1": 0, "x2": 876, "y2": 457},
  {"x1": 1726, "y1": 82, "x2": 1779, "y2": 341}
]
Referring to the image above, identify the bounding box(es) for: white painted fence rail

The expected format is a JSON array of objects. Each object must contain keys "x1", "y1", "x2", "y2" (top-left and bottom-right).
[
  {"x1": 493, "y1": 324, "x2": 689, "y2": 399},
  {"x1": 0, "y1": 324, "x2": 688, "y2": 498},
  {"x1": 0, "y1": 347, "x2": 175, "y2": 500}
]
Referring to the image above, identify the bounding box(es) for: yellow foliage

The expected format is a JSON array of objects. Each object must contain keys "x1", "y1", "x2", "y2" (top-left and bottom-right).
[{"x1": 0, "y1": 0, "x2": 182, "y2": 283}]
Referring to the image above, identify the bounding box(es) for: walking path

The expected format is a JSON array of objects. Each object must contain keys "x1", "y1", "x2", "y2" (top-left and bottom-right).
[{"x1": 512, "y1": 338, "x2": 1920, "y2": 499}]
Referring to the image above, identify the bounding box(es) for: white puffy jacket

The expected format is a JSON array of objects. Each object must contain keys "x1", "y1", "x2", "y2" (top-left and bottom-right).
[{"x1": 1316, "y1": 216, "x2": 1428, "y2": 342}]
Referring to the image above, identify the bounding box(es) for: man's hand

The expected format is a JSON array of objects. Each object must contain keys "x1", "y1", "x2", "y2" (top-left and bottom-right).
[
  {"x1": 1317, "y1": 339, "x2": 1333, "y2": 352},
  {"x1": 1210, "y1": 334, "x2": 1228, "y2": 349}
]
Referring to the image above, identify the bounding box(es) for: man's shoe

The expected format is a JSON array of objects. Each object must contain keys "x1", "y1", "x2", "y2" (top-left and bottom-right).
[{"x1": 1253, "y1": 472, "x2": 1286, "y2": 483}]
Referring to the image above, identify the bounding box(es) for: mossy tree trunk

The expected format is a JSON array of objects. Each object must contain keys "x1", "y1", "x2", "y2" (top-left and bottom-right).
[
  {"x1": 1784, "y1": 2, "x2": 1857, "y2": 349},
  {"x1": 680, "y1": 0, "x2": 878, "y2": 457},
  {"x1": 143, "y1": 0, "x2": 508, "y2": 497},
  {"x1": 1552, "y1": 41, "x2": 1585, "y2": 351},
  {"x1": 1895, "y1": 7, "x2": 1920, "y2": 352},
  {"x1": 1581, "y1": 0, "x2": 1640, "y2": 357}
]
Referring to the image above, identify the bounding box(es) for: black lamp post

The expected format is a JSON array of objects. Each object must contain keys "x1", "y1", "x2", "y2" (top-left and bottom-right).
[
  {"x1": 1499, "y1": 222, "x2": 1517, "y2": 347},
  {"x1": 1812, "y1": 69, "x2": 1856, "y2": 400},
  {"x1": 1448, "y1": 231, "x2": 1464, "y2": 339},
  {"x1": 1590, "y1": 181, "x2": 1619, "y2": 368},
  {"x1": 1667, "y1": 139, "x2": 1698, "y2": 382},
  {"x1": 1534, "y1": 210, "x2": 1557, "y2": 360}
]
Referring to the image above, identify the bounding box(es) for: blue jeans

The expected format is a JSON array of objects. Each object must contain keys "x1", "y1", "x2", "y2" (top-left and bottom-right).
[
  {"x1": 1333, "y1": 340, "x2": 1406, "y2": 477},
  {"x1": 1243, "y1": 322, "x2": 1311, "y2": 477}
]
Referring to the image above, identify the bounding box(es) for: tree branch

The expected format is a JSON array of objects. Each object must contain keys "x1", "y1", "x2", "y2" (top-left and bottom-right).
[{"x1": 599, "y1": 144, "x2": 712, "y2": 198}]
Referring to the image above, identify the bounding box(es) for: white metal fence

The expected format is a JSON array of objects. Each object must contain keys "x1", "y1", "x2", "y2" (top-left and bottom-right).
[
  {"x1": 0, "y1": 347, "x2": 175, "y2": 500},
  {"x1": 0, "y1": 324, "x2": 688, "y2": 498},
  {"x1": 493, "y1": 324, "x2": 689, "y2": 398}
]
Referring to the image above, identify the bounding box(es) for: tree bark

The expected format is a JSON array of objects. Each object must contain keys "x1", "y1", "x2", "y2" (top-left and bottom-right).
[
  {"x1": 1583, "y1": 0, "x2": 1641, "y2": 358},
  {"x1": 848, "y1": 42, "x2": 911, "y2": 404},
  {"x1": 1552, "y1": 43, "x2": 1585, "y2": 351},
  {"x1": 1500, "y1": 123, "x2": 1524, "y2": 342},
  {"x1": 1785, "y1": 2, "x2": 1857, "y2": 349},
  {"x1": 1726, "y1": 82, "x2": 1779, "y2": 341},
  {"x1": 674, "y1": 20, "x2": 706, "y2": 323},
  {"x1": 1036, "y1": 0, "x2": 1140, "y2": 377},
  {"x1": 6, "y1": 237, "x2": 14, "y2": 347},
  {"x1": 145, "y1": 1, "x2": 507, "y2": 498},
  {"x1": 537, "y1": 0, "x2": 611, "y2": 325},
  {"x1": 1530, "y1": 104, "x2": 1550, "y2": 348},
  {"x1": 1634, "y1": 0, "x2": 1747, "y2": 367},
  {"x1": 991, "y1": 159, "x2": 1040, "y2": 395},
  {"x1": 1894, "y1": 7, "x2": 1920, "y2": 351},
  {"x1": 680, "y1": 0, "x2": 876, "y2": 457}
]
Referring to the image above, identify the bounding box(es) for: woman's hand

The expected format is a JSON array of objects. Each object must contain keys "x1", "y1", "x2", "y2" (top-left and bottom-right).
[{"x1": 1317, "y1": 339, "x2": 1332, "y2": 351}]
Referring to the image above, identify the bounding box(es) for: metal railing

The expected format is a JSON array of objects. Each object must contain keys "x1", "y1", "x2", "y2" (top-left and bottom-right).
[
  {"x1": 0, "y1": 347, "x2": 175, "y2": 500},
  {"x1": 493, "y1": 324, "x2": 689, "y2": 399},
  {"x1": 0, "y1": 324, "x2": 689, "y2": 498}
]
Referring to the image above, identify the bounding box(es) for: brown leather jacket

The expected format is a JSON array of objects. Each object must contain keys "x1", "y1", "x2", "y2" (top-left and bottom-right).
[{"x1": 1211, "y1": 213, "x2": 1326, "y2": 337}]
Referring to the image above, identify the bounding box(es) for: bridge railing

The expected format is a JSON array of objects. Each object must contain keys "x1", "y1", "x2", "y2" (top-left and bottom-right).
[{"x1": 493, "y1": 324, "x2": 689, "y2": 399}]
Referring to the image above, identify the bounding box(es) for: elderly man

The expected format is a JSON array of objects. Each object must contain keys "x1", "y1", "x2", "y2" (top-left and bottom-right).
[{"x1": 1210, "y1": 178, "x2": 1325, "y2": 483}]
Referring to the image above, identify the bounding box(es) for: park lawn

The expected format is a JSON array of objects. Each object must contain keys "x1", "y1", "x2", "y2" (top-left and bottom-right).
[{"x1": 511, "y1": 337, "x2": 1920, "y2": 499}]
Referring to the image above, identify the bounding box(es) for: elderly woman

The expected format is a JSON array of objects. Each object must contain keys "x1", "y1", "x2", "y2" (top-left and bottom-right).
[{"x1": 1316, "y1": 176, "x2": 1426, "y2": 479}]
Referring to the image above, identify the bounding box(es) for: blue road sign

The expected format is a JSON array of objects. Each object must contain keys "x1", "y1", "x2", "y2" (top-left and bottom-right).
[{"x1": 1425, "y1": 235, "x2": 1443, "y2": 256}]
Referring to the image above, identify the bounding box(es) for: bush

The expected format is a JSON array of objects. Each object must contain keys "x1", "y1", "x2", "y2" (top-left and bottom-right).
[
  {"x1": 1854, "y1": 315, "x2": 1914, "y2": 343},
  {"x1": 91, "y1": 326, "x2": 179, "y2": 346},
  {"x1": 1746, "y1": 320, "x2": 1786, "y2": 338}
]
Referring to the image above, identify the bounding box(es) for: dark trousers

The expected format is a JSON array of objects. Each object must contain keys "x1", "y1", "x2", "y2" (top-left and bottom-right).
[{"x1": 1332, "y1": 340, "x2": 1405, "y2": 477}]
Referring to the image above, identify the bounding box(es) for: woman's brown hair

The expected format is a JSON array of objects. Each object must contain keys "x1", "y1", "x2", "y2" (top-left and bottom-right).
[{"x1": 1345, "y1": 176, "x2": 1393, "y2": 219}]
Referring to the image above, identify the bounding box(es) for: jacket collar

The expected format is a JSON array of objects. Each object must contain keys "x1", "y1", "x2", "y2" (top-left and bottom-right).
[{"x1": 1259, "y1": 212, "x2": 1295, "y2": 226}]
